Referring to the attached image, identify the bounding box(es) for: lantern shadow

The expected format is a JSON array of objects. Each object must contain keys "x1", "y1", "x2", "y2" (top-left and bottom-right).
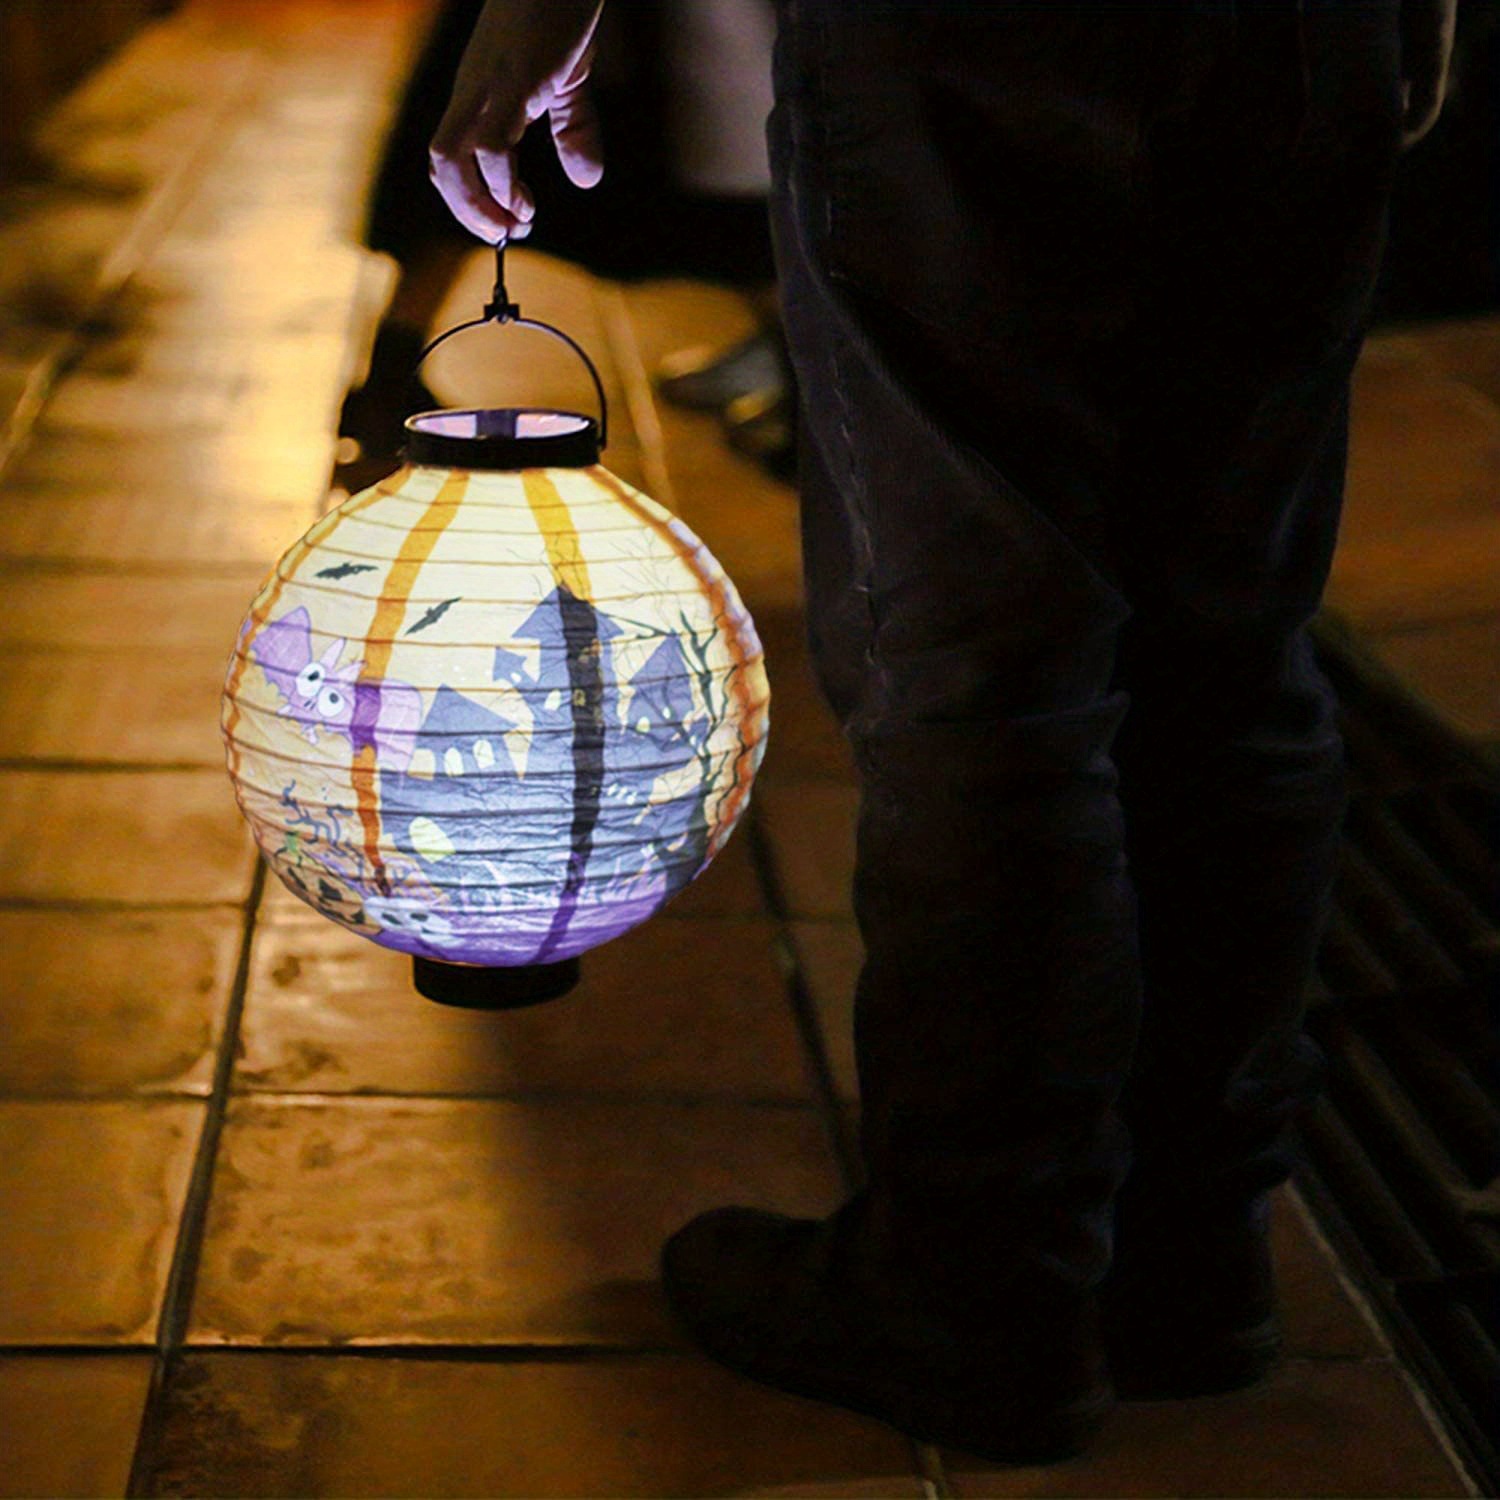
[{"x1": 240, "y1": 872, "x2": 841, "y2": 1351}]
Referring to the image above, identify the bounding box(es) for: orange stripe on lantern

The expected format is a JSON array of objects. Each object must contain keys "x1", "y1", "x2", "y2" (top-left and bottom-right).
[
  {"x1": 589, "y1": 468, "x2": 765, "y2": 852},
  {"x1": 522, "y1": 469, "x2": 593, "y2": 599},
  {"x1": 347, "y1": 467, "x2": 471, "y2": 894},
  {"x1": 222, "y1": 468, "x2": 415, "y2": 782}
]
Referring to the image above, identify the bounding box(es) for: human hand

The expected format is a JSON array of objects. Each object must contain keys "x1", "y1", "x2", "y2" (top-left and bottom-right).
[
  {"x1": 430, "y1": 0, "x2": 604, "y2": 243},
  {"x1": 1399, "y1": 0, "x2": 1457, "y2": 148}
]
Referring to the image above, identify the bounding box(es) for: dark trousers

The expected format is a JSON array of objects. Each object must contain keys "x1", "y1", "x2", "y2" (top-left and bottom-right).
[{"x1": 768, "y1": 1, "x2": 1403, "y2": 1301}]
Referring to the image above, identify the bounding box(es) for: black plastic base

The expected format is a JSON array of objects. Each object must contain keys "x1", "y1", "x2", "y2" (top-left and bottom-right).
[{"x1": 412, "y1": 955, "x2": 581, "y2": 1010}]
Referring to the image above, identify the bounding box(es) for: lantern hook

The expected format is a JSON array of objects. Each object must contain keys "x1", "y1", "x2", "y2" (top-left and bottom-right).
[
  {"x1": 413, "y1": 239, "x2": 609, "y2": 448},
  {"x1": 483, "y1": 239, "x2": 522, "y2": 323}
]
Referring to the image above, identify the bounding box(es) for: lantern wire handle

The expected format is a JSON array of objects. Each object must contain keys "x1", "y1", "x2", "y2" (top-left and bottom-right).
[{"x1": 412, "y1": 239, "x2": 609, "y2": 449}]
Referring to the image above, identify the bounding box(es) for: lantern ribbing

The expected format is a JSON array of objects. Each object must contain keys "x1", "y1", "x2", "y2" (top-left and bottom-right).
[
  {"x1": 351, "y1": 469, "x2": 470, "y2": 896},
  {"x1": 222, "y1": 455, "x2": 769, "y2": 971},
  {"x1": 590, "y1": 466, "x2": 766, "y2": 855}
]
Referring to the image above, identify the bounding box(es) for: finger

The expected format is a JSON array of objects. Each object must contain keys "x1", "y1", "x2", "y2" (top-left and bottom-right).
[
  {"x1": 549, "y1": 80, "x2": 604, "y2": 189},
  {"x1": 474, "y1": 143, "x2": 537, "y2": 226},
  {"x1": 1399, "y1": 76, "x2": 1441, "y2": 148},
  {"x1": 429, "y1": 146, "x2": 523, "y2": 243},
  {"x1": 1402, "y1": 103, "x2": 1442, "y2": 148}
]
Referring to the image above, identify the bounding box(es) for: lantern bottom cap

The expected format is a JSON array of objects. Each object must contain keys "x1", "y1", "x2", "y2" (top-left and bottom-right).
[{"x1": 412, "y1": 954, "x2": 581, "y2": 1009}]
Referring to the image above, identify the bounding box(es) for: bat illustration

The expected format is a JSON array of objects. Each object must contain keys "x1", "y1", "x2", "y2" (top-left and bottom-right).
[
  {"x1": 405, "y1": 597, "x2": 462, "y2": 636},
  {"x1": 249, "y1": 606, "x2": 423, "y2": 770}
]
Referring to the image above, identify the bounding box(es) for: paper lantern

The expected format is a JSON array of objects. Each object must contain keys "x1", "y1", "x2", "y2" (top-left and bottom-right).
[{"x1": 221, "y1": 256, "x2": 769, "y2": 1005}]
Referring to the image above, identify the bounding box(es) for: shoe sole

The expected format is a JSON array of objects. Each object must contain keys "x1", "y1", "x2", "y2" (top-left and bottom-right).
[
  {"x1": 1110, "y1": 1319, "x2": 1283, "y2": 1401},
  {"x1": 665, "y1": 1279, "x2": 1112, "y2": 1465}
]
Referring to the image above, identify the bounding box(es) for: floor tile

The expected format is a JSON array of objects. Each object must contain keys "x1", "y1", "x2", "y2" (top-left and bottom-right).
[
  {"x1": 0, "y1": 571, "x2": 264, "y2": 652},
  {"x1": 0, "y1": 647, "x2": 232, "y2": 766},
  {"x1": 755, "y1": 784, "x2": 858, "y2": 919},
  {"x1": 1325, "y1": 517, "x2": 1500, "y2": 632},
  {"x1": 189, "y1": 1096, "x2": 844, "y2": 1347},
  {"x1": 71, "y1": 324, "x2": 355, "y2": 397},
  {"x1": 0, "y1": 769, "x2": 253, "y2": 903},
  {"x1": 1273, "y1": 1190, "x2": 1386, "y2": 1361},
  {"x1": 754, "y1": 608, "x2": 856, "y2": 785},
  {"x1": 592, "y1": 440, "x2": 654, "y2": 494},
  {"x1": 666, "y1": 827, "x2": 768, "y2": 917},
  {"x1": 106, "y1": 235, "x2": 373, "y2": 347},
  {"x1": 611, "y1": 279, "x2": 803, "y2": 613},
  {"x1": 0, "y1": 1100, "x2": 202, "y2": 1342},
  {"x1": 1365, "y1": 615, "x2": 1500, "y2": 746},
  {"x1": 39, "y1": 370, "x2": 326, "y2": 457},
  {"x1": 672, "y1": 471, "x2": 803, "y2": 617},
  {"x1": 945, "y1": 1359, "x2": 1468, "y2": 1497},
  {"x1": 618, "y1": 279, "x2": 762, "y2": 379},
  {"x1": 237, "y1": 915, "x2": 812, "y2": 1101},
  {"x1": 143, "y1": 1352, "x2": 923, "y2": 1498},
  {"x1": 788, "y1": 920, "x2": 860, "y2": 1103},
  {"x1": 0, "y1": 909, "x2": 239, "y2": 1096},
  {"x1": 11, "y1": 424, "x2": 331, "y2": 512},
  {"x1": 741, "y1": 1481, "x2": 929, "y2": 1498},
  {"x1": 1347, "y1": 341, "x2": 1500, "y2": 534},
  {"x1": 1393, "y1": 315, "x2": 1500, "y2": 409},
  {"x1": 46, "y1": 319, "x2": 358, "y2": 441},
  {"x1": 0, "y1": 484, "x2": 311, "y2": 569},
  {"x1": 1335, "y1": 344, "x2": 1500, "y2": 631},
  {"x1": 0, "y1": 1354, "x2": 154, "y2": 1499},
  {"x1": 659, "y1": 434, "x2": 804, "y2": 617}
]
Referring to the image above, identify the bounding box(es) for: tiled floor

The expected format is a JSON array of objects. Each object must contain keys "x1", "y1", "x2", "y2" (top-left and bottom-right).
[
  {"x1": 0, "y1": 3, "x2": 1491, "y2": 1496},
  {"x1": 1335, "y1": 322, "x2": 1500, "y2": 750}
]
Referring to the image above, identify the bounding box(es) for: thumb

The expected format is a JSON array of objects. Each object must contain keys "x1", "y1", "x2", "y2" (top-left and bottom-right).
[{"x1": 549, "y1": 75, "x2": 604, "y2": 189}]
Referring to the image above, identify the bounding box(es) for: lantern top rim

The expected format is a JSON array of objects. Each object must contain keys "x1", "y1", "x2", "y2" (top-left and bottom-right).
[{"x1": 403, "y1": 407, "x2": 601, "y2": 471}]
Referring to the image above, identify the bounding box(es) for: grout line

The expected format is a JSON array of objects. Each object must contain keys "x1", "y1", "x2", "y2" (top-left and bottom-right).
[
  {"x1": 745, "y1": 804, "x2": 862, "y2": 1187},
  {"x1": 0, "y1": 1344, "x2": 158, "y2": 1357},
  {"x1": 125, "y1": 857, "x2": 266, "y2": 1498},
  {"x1": 0, "y1": 1090, "x2": 213, "y2": 1106},
  {"x1": 0, "y1": 760, "x2": 224, "y2": 774},
  {"x1": 0, "y1": 898, "x2": 249, "y2": 913},
  {"x1": 222, "y1": 1086, "x2": 832, "y2": 1111},
  {"x1": 744, "y1": 792, "x2": 955, "y2": 1497},
  {"x1": 1287, "y1": 1181, "x2": 1487, "y2": 1498},
  {"x1": 1357, "y1": 608, "x2": 1500, "y2": 640},
  {"x1": 160, "y1": 1342, "x2": 694, "y2": 1363},
  {"x1": 914, "y1": 1448, "x2": 948, "y2": 1500},
  {"x1": 1340, "y1": 1357, "x2": 1485, "y2": 1500},
  {"x1": 0, "y1": 559, "x2": 270, "y2": 578}
]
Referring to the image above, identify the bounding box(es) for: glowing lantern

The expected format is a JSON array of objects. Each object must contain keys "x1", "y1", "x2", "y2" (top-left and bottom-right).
[{"x1": 221, "y1": 251, "x2": 769, "y2": 1006}]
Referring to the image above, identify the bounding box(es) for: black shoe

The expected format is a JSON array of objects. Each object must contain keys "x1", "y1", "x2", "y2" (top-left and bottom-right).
[
  {"x1": 722, "y1": 388, "x2": 798, "y2": 484},
  {"x1": 1103, "y1": 1195, "x2": 1282, "y2": 1399},
  {"x1": 656, "y1": 331, "x2": 787, "y2": 413},
  {"x1": 661, "y1": 1206, "x2": 1113, "y2": 1464}
]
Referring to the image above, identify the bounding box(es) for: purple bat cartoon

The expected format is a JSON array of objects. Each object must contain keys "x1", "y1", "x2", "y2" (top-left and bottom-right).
[{"x1": 250, "y1": 606, "x2": 424, "y2": 771}]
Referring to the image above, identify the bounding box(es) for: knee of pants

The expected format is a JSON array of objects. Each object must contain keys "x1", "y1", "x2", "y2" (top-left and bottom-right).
[
  {"x1": 850, "y1": 696, "x2": 1134, "y2": 865},
  {"x1": 852, "y1": 611, "x2": 1127, "y2": 736},
  {"x1": 1115, "y1": 627, "x2": 1344, "y2": 789}
]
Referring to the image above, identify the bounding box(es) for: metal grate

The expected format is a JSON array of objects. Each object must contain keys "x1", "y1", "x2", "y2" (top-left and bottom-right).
[{"x1": 1298, "y1": 621, "x2": 1500, "y2": 1491}]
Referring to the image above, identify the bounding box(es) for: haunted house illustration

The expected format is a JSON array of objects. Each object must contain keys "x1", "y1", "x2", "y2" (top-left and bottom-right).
[{"x1": 366, "y1": 584, "x2": 719, "y2": 958}]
